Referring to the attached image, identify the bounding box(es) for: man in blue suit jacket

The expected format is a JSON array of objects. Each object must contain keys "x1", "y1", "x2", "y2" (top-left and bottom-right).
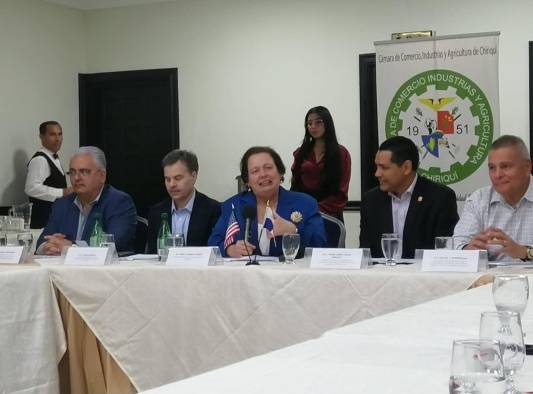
[{"x1": 36, "y1": 146, "x2": 137, "y2": 255}]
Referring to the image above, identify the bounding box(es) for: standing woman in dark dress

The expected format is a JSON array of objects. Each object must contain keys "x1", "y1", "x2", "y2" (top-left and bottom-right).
[{"x1": 290, "y1": 106, "x2": 351, "y2": 221}]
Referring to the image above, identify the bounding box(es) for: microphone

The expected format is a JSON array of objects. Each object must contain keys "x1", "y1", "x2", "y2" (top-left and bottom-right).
[
  {"x1": 241, "y1": 205, "x2": 256, "y2": 244},
  {"x1": 241, "y1": 205, "x2": 259, "y2": 266}
]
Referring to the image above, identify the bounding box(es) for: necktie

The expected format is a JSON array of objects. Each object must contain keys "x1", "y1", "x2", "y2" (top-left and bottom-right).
[{"x1": 53, "y1": 153, "x2": 59, "y2": 159}]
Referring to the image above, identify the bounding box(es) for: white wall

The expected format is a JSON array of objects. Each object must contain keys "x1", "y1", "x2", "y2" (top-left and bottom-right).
[
  {"x1": 3, "y1": 0, "x2": 533, "y2": 244},
  {"x1": 82, "y1": 0, "x2": 533, "y2": 206},
  {"x1": 0, "y1": 0, "x2": 85, "y2": 205}
]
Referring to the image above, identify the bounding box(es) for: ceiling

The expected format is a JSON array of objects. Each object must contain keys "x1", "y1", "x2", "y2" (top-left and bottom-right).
[{"x1": 44, "y1": 0, "x2": 172, "y2": 10}]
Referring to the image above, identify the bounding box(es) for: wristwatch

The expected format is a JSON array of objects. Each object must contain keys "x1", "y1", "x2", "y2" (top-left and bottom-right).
[{"x1": 527, "y1": 246, "x2": 533, "y2": 261}]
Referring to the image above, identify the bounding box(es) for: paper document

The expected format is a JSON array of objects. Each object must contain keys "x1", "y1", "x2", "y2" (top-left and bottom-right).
[
  {"x1": 223, "y1": 256, "x2": 279, "y2": 262},
  {"x1": 124, "y1": 254, "x2": 160, "y2": 261}
]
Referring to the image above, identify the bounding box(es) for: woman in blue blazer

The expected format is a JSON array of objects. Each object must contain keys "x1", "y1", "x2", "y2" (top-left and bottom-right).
[{"x1": 208, "y1": 146, "x2": 326, "y2": 258}]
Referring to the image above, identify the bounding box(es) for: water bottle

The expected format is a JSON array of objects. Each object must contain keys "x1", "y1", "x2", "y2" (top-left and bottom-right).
[
  {"x1": 157, "y1": 213, "x2": 171, "y2": 261},
  {"x1": 89, "y1": 213, "x2": 104, "y2": 247}
]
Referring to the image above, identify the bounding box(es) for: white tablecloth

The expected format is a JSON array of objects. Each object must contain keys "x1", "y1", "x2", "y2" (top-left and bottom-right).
[
  {"x1": 46, "y1": 261, "x2": 483, "y2": 391},
  {"x1": 0, "y1": 265, "x2": 66, "y2": 394},
  {"x1": 141, "y1": 281, "x2": 533, "y2": 394}
]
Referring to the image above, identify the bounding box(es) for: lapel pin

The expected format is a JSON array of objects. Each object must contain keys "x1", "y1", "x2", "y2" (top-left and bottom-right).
[{"x1": 417, "y1": 196, "x2": 423, "y2": 202}]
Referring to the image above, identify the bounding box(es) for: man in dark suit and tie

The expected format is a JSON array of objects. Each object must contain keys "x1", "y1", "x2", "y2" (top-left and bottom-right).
[
  {"x1": 359, "y1": 136, "x2": 459, "y2": 258},
  {"x1": 147, "y1": 149, "x2": 220, "y2": 253}
]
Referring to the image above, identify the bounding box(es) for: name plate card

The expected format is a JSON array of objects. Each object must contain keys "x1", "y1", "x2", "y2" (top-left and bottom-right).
[
  {"x1": 310, "y1": 248, "x2": 365, "y2": 270},
  {"x1": 421, "y1": 250, "x2": 484, "y2": 272},
  {"x1": 166, "y1": 247, "x2": 215, "y2": 267},
  {"x1": 65, "y1": 247, "x2": 109, "y2": 266},
  {"x1": 0, "y1": 246, "x2": 24, "y2": 264}
]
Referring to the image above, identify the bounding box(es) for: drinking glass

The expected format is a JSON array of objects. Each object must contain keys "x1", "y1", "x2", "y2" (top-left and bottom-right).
[
  {"x1": 493, "y1": 275, "x2": 529, "y2": 319},
  {"x1": 487, "y1": 244, "x2": 504, "y2": 261},
  {"x1": 157, "y1": 234, "x2": 185, "y2": 264},
  {"x1": 17, "y1": 232, "x2": 34, "y2": 250},
  {"x1": 99, "y1": 233, "x2": 118, "y2": 263},
  {"x1": 435, "y1": 236, "x2": 454, "y2": 250},
  {"x1": 381, "y1": 233, "x2": 401, "y2": 266},
  {"x1": 9, "y1": 203, "x2": 33, "y2": 231},
  {"x1": 4, "y1": 216, "x2": 23, "y2": 232},
  {"x1": 99, "y1": 233, "x2": 115, "y2": 247},
  {"x1": 449, "y1": 339, "x2": 505, "y2": 393},
  {"x1": 166, "y1": 234, "x2": 185, "y2": 248},
  {"x1": 479, "y1": 311, "x2": 525, "y2": 393},
  {"x1": 282, "y1": 233, "x2": 300, "y2": 264}
]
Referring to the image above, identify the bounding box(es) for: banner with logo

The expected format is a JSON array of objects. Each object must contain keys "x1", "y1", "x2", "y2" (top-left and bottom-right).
[{"x1": 375, "y1": 32, "x2": 500, "y2": 200}]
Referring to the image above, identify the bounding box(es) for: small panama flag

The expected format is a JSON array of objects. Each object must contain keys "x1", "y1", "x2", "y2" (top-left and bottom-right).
[
  {"x1": 224, "y1": 204, "x2": 240, "y2": 249},
  {"x1": 264, "y1": 200, "x2": 276, "y2": 246},
  {"x1": 437, "y1": 111, "x2": 454, "y2": 134}
]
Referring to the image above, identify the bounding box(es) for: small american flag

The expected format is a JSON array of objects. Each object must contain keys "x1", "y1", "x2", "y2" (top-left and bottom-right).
[{"x1": 224, "y1": 204, "x2": 240, "y2": 249}]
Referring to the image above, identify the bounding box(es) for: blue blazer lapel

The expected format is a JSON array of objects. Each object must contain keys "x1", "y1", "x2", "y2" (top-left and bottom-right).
[
  {"x1": 81, "y1": 185, "x2": 109, "y2": 241},
  {"x1": 269, "y1": 187, "x2": 292, "y2": 256},
  {"x1": 66, "y1": 198, "x2": 81, "y2": 241},
  {"x1": 275, "y1": 187, "x2": 292, "y2": 222}
]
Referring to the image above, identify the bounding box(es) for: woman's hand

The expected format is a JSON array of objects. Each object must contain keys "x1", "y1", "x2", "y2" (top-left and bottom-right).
[
  {"x1": 226, "y1": 240, "x2": 256, "y2": 258},
  {"x1": 271, "y1": 211, "x2": 297, "y2": 238}
]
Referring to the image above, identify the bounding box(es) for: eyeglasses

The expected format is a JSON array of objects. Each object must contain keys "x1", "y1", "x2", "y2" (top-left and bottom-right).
[{"x1": 67, "y1": 168, "x2": 93, "y2": 177}]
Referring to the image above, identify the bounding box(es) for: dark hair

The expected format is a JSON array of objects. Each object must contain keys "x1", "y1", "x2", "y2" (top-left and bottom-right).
[
  {"x1": 161, "y1": 149, "x2": 199, "y2": 173},
  {"x1": 379, "y1": 136, "x2": 419, "y2": 171},
  {"x1": 291, "y1": 106, "x2": 342, "y2": 196},
  {"x1": 240, "y1": 146, "x2": 285, "y2": 184},
  {"x1": 491, "y1": 135, "x2": 530, "y2": 160},
  {"x1": 39, "y1": 121, "x2": 61, "y2": 135}
]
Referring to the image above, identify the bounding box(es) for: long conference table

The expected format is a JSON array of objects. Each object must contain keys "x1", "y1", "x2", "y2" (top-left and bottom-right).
[
  {"x1": 140, "y1": 281, "x2": 533, "y2": 394},
  {"x1": 40, "y1": 259, "x2": 489, "y2": 392},
  {"x1": 0, "y1": 265, "x2": 65, "y2": 394}
]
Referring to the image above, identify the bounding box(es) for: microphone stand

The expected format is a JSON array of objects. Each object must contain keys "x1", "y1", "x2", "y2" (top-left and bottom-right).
[{"x1": 245, "y1": 225, "x2": 261, "y2": 266}]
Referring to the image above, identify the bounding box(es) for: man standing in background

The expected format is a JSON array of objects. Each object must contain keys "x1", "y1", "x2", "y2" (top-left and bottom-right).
[{"x1": 25, "y1": 121, "x2": 72, "y2": 228}]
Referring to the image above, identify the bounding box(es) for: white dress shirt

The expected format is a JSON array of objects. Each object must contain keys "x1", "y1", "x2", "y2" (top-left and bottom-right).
[
  {"x1": 25, "y1": 147, "x2": 65, "y2": 202},
  {"x1": 258, "y1": 223, "x2": 270, "y2": 255},
  {"x1": 453, "y1": 176, "x2": 533, "y2": 260},
  {"x1": 389, "y1": 175, "x2": 417, "y2": 238}
]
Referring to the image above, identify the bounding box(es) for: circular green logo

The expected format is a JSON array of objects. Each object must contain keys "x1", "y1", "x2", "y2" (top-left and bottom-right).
[{"x1": 385, "y1": 69, "x2": 493, "y2": 185}]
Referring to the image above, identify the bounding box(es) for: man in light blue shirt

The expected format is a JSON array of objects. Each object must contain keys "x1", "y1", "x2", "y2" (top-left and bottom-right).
[
  {"x1": 171, "y1": 189, "x2": 195, "y2": 245},
  {"x1": 146, "y1": 150, "x2": 220, "y2": 253},
  {"x1": 454, "y1": 135, "x2": 533, "y2": 261}
]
